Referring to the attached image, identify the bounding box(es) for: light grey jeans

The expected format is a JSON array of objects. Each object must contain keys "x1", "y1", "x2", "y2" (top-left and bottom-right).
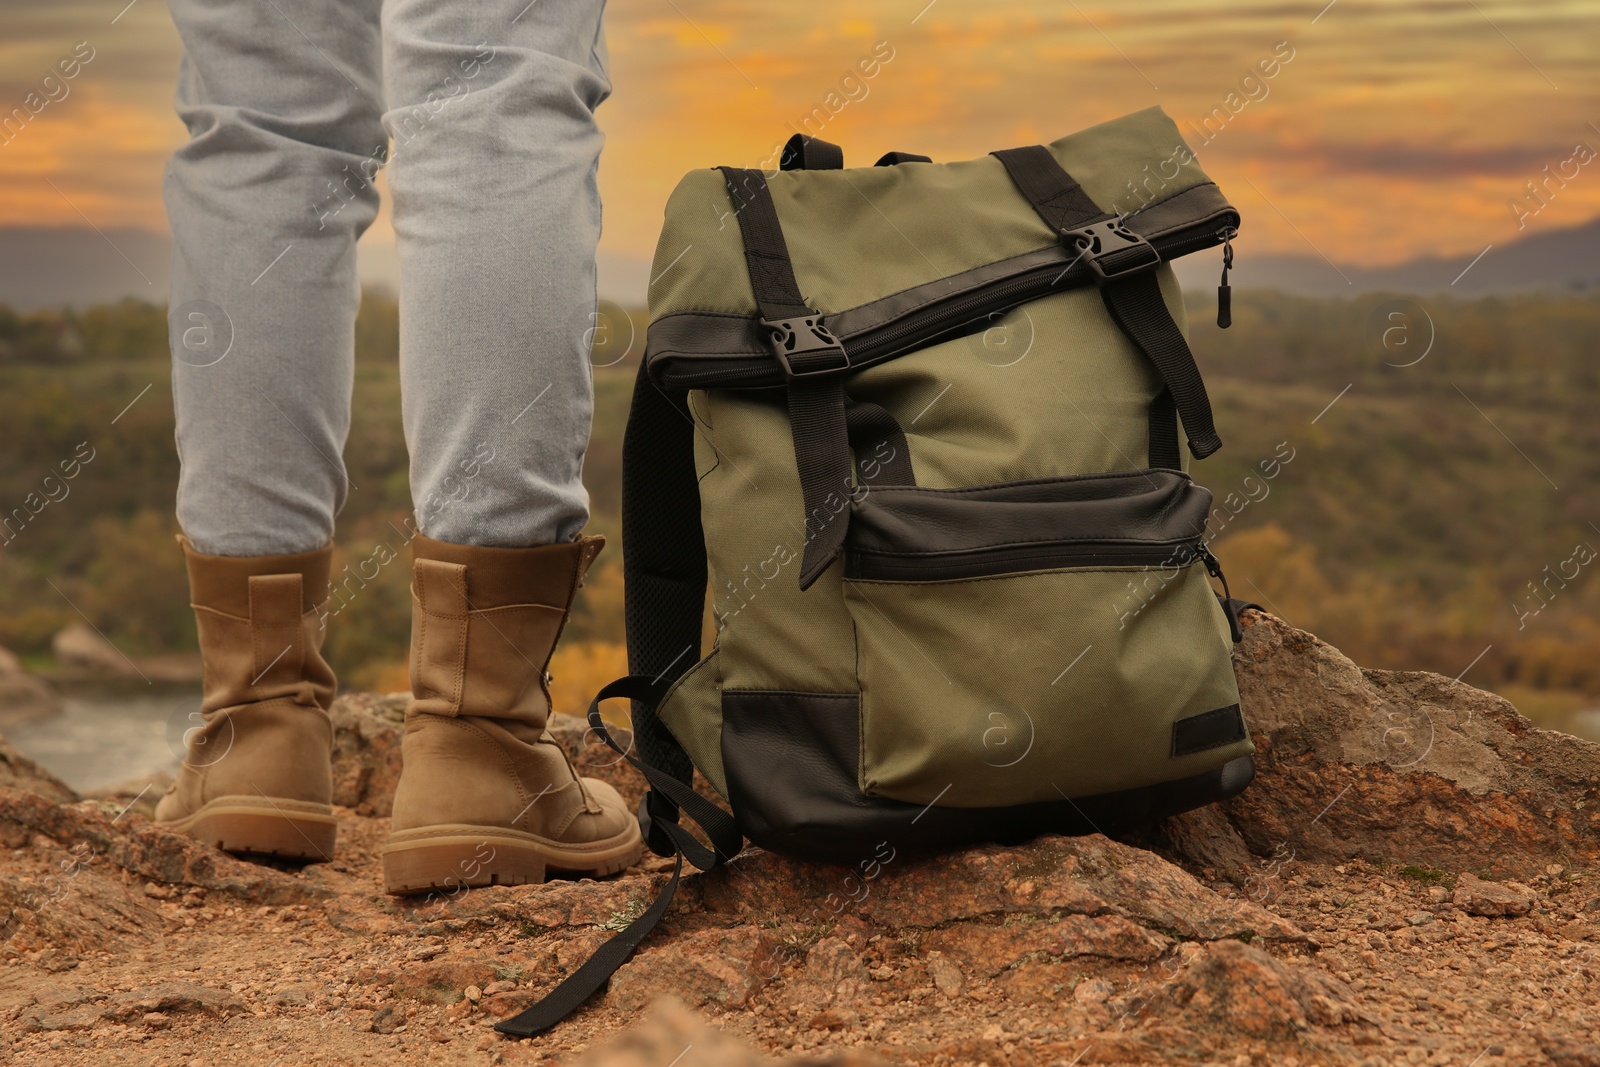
[{"x1": 165, "y1": 0, "x2": 609, "y2": 556}]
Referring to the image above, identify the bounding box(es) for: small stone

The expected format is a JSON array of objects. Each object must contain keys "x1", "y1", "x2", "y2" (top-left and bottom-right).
[
  {"x1": 33, "y1": 1008, "x2": 102, "y2": 1032},
  {"x1": 1427, "y1": 887, "x2": 1449, "y2": 903},
  {"x1": 1405, "y1": 912, "x2": 1435, "y2": 926},
  {"x1": 924, "y1": 951, "x2": 962, "y2": 997},
  {"x1": 143, "y1": 882, "x2": 172, "y2": 899},
  {"x1": 1073, "y1": 978, "x2": 1114, "y2": 1005},
  {"x1": 270, "y1": 987, "x2": 312, "y2": 1008},
  {"x1": 143, "y1": 1012, "x2": 169, "y2": 1029},
  {"x1": 808, "y1": 1008, "x2": 858, "y2": 1031},
  {"x1": 482, "y1": 981, "x2": 516, "y2": 996},
  {"x1": 463, "y1": 985, "x2": 482, "y2": 1003},
  {"x1": 104, "y1": 983, "x2": 245, "y2": 1021},
  {"x1": 1537, "y1": 1033, "x2": 1600, "y2": 1067},
  {"x1": 371, "y1": 1005, "x2": 404, "y2": 1034},
  {"x1": 1453, "y1": 873, "x2": 1536, "y2": 918},
  {"x1": 408, "y1": 944, "x2": 445, "y2": 961}
]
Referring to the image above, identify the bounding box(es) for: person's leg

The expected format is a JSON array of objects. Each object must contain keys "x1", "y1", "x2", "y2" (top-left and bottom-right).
[
  {"x1": 157, "y1": 0, "x2": 385, "y2": 860},
  {"x1": 376, "y1": 0, "x2": 639, "y2": 892},
  {"x1": 166, "y1": 0, "x2": 386, "y2": 557},
  {"x1": 383, "y1": 0, "x2": 608, "y2": 546}
]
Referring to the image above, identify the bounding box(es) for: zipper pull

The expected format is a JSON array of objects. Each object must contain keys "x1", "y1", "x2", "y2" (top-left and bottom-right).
[
  {"x1": 1216, "y1": 229, "x2": 1234, "y2": 329},
  {"x1": 1197, "y1": 543, "x2": 1246, "y2": 643}
]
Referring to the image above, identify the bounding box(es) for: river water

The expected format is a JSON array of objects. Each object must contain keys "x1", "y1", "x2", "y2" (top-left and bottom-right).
[
  {"x1": 9, "y1": 683, "x2": 1599, "y2": 796},
  {"x1": 8, "y1": 683, "x2": 200, "y2": 793}
]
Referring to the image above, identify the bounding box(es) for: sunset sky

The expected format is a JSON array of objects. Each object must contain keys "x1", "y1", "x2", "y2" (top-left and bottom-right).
[{"x1": 3, "y1": 0, "x2": 1598, "y2": 299}]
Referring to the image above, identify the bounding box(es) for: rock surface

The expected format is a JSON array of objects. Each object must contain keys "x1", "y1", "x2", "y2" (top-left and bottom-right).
[
  {"x1": 0, "y1": 731, "x2": 76, "y2": 804},
  {"x1": 1164, "y1": 610, "x2": 1600, "y2": 880},
  {"x1": 1, "y1": 609, "x2": 1598, "y2": 1066},
  {"x1": 0, "y1": 645, "x2": 63, "y2": 731},
  {"x1": 49, "y1": 622, "x2": 141, "y2": 677},
  {"x1": 571, "y1": 998, "x2": 889, "y2": 1067},
  {"x1": 1453, "y1": 872, "x2": 1538, "y2": 918},
  {"x1": 328, "y1": 692, "x2": 408, "y2": 816}
]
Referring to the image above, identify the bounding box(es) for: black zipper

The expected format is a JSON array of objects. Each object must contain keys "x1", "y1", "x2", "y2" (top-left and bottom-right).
[
  {"x1": 653, "y1": 218, "x2": 1235, "y2": 390},
  {"x1": 1197, "y1": 542, "x2": 1250, "y2": 644},
  {"x1": 845, "y1": 536, "x2": 1204, "y2": 582}
]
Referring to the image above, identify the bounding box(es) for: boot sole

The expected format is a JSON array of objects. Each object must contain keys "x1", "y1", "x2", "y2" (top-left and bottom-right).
[
  {"x1": 161, "y1": 796, "x2": 337, "y2": 862},
  {"x1": 381, "y1": 823, "x2": 644, "y2": 895}
]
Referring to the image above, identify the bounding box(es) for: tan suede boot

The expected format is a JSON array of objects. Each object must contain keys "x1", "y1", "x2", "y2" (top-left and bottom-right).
[
  {"x1": 155, "y1": 536, "x2": 338, "y2": 861},
  {"x1": 381, "y1": 534, "x2": 642, "y2": 894}
]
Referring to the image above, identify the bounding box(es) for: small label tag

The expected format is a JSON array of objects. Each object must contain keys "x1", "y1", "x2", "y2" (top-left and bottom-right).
[{"x1": 1171, "y1": 704, "x2": 1247, "y2": 757}]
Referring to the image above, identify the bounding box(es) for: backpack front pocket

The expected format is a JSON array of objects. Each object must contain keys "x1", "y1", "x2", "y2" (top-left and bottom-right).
[{"x1": 841, "y1": 469, "x2": 1249, "y2": 808}]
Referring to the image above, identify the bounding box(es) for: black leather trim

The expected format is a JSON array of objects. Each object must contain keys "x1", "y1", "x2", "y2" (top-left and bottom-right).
[
  {"x1": 1122, "y1": 180, "x2": 1236, "y2": 244},
  {"x1": 844, "y1": 470, "x2": 1211, "y2": 581},
  {"x1": 824, "y1": 246, "x2": 1072, "y2": 342},
  {"x1": 646, "y1": 313, "x2": 771, "y2": 367},
  {"x1": 721, "y1": 688, "x2": 1255, "y2": 864},
  {"x1": 1171, "y1": 703, "x2": 1248, "y2": 756},
  {"x1": 645, "y1": 181, "x2": 1237, "y2": 387},
  {"x1": 828, "y1": 181, "x2": 1236, "y2": 342}
]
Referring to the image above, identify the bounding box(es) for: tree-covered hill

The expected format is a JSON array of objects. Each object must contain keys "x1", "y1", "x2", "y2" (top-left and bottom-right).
[{"x1": 3, "y1": 290, "x2": 1597, "y2": 725}]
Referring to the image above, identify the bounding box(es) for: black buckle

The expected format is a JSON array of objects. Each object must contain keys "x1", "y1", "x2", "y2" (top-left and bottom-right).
[
  {"x1": 761, "y1": 314, "x2": 850, "y2": 380},
  {"x1": 1063, "y1": 219, "x2": 1161, "y2": 280}
]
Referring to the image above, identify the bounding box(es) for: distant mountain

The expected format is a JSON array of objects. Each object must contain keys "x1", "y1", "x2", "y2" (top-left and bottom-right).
[
  {"x1": 0, "y1": 227, "x2": 171, "y2": 310},
  {"x1": 1170, "y1": 216, "x2": 1600, "y2": 298},
  {"x1": 3, "y1": 216, "x2": 1596, "y2": 310},
  {"x1": 0, "y1": 226, "x2": 652, "y2": 310}
]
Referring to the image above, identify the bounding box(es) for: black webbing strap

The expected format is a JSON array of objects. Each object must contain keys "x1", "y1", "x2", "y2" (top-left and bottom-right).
[
  {"x1": 1098, "y1": 273, "x2": 1222, "y2": 460},
  {"x1": 991, "y1": 145, "x2": 1109, "y2": 233},
  {"x1": 876, "y1": 150, "x2": 932, "y2": 166},
  {"x1": 846, "y1": 399, "x2": 916, "y2": 485},
  {"x1": 991, "y1": 144, "x2": 1221, "y2": 466},
  {"x1": 718, "y1": 166, "x2": 854, "y2": 590},
  {"x1": 1148, "y1": 388, "x2": 1180, "y2": 471},
  {"x1": 780, "y1": 133, "x2": 844, "y2": 171},
  {"x1": 618, "y1": 363, "x2": 704, "y2": 832},
  {"x1": 788, "y1": 384, "x2": 854, "y2": 589},
  {"x1": 494, "y1": 676, "x2": 743, "y2": 1038},
  {"x1": 719, "y1": 166, "x2": 812, "y2": 322}
]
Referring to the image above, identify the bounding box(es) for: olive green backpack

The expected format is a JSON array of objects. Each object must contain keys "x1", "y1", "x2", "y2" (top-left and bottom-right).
[{"x1": 498, "y1": 106, "x2": 1258, "y2": 1038}]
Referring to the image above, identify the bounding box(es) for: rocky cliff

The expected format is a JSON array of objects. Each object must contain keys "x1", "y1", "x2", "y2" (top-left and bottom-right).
[{"x1": 2, "y1": 610, "x2": 1597, "y2": 1066}]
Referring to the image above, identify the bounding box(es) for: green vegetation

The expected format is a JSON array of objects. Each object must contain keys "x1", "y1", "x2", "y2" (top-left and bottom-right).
[
  {"x1": 2, "y1": 289, "x2": 1598, "y2": 727},
  {"x1": 1395, "y1": 865, "x2": 1449, "y2": 886}
]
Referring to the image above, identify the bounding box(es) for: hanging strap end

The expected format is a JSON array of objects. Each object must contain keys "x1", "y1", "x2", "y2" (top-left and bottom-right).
[{"x1": 1188, "y1": 431, "x2": 1223, "y2": 460}]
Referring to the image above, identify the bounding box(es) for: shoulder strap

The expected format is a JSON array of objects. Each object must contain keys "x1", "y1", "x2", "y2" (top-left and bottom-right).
[
  {"x1": 718, "y1": 165, "x2": 854, "y2": 590},
  {"x1": 617, "y1": 362, "x2": 705, "y2": 822},
  {"x1": 992, "y1": 145, "x2": 1222, "y2": 466},
  {"x1": 493, "y1": 677, "x2": 743, "y2": 1038},
  {"x1": 495, "y1": 361, "x2": 749, "y2": 1038}
]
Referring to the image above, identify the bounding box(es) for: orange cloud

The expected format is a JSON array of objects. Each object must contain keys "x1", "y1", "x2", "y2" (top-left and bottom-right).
[
  {"x1": 3, "y1": 0, "x2": 1596, "y2": 279},
  {"x1": 0, "y1": 84, "x2": 180, "y2": 226}
]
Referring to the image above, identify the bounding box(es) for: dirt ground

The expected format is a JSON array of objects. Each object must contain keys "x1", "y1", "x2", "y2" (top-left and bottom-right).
[
  {"x1": 3, "y1": 793, "x2": 1598, "y2": 1066},
  {"x1": 5, "y1": 611, "x2": 1600, "y2": 1066}
]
